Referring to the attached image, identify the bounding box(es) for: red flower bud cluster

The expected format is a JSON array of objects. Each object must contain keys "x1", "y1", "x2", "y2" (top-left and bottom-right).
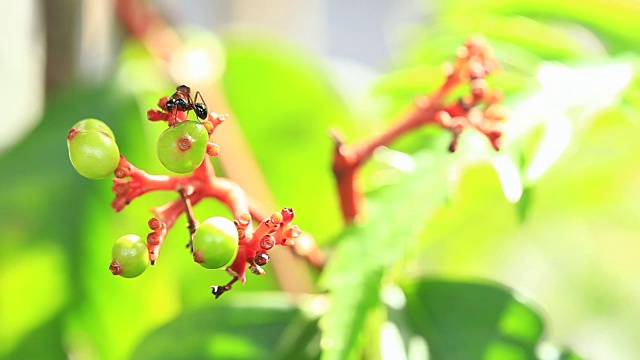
[
  {"x1": 228, "y1": 208, "x2": 302, "y2": 284},
  {"x1": 433, "y1": 36, "x2": 508, "y2": 152}
]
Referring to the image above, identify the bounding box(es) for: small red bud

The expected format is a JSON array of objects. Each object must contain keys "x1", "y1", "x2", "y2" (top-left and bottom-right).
[
  {"x1": 158, "y1": 96, "x2": 169, "y2": 110},
  {"x1": 206, "y1": 142, "x2": 220, "y2": 157},
  {"x1": 109, "y1": 261, "x2": 123, "y2": 275},
  {"x1": 435, "y1": 111, "x2": 451, "y2": 127},
  {"x1": 456, "y1": 46, "x2": 469, "y2": 60},
  {"x1": 254, "y1": 251, "x2": 269, "y2": 266},
  {"x1": 270, "y1": 212, "x2": 283, "y2": 225},
  {"x1": 237, "y1": 213, "x2": 251, "y2": 228},
  {"x1": 147, "y1": 233, "x2": 160, "y2": 245},
  {"x1": 260, "y1": 235, "x2": 275, "y2": 250},
  {"x1": 203, "y1": 120, "x2": 215, "y2": 134},
  {"x1": 148, "y1": 218, "x2": 162, "y2": 230},
  {"x1": 281, "y1": 207, "x2": 294, "y2": 223}
]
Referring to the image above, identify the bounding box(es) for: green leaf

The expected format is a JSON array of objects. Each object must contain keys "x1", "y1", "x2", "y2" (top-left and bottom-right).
[
  {"x1": 131, "y1": 294, "x2": 319, "y2": 360},
  {"x1": 319, "y1": 152, "x2": 449, "y2": 360},
  {"x1": 509, "y1": 62, "x2": 633, "y2": 184},
  {"x1": 0, "y1": 82, "x2": 141, "y2": 358},
  {"x1": 4, "y1": 315, "x2": 66, "y2": 360},
  {"x1": 0, "y1": 75, "x2": 183, "y2": 360},
  {"x1": 401, "y1": 278, "x2": 544, "y2": 360},
  {"x1": 557, "y1": 348, "x2": 585, "y2": 360},
  {"x1": 439, "y1": 0, "x2": 640, "y2": 53},
  {"x1": 515, "y1": 186, "x2": 534, "y2": 223},
  {"x1": 220, "y1": 34, "x2": 354, "y2": 242}
]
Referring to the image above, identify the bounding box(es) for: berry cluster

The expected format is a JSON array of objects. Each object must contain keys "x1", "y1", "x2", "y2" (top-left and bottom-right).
[{"x1": 66, "y1": 85, "x2": 301, "y2": 298}]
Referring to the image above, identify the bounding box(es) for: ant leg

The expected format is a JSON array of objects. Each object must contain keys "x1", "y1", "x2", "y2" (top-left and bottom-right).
[
  {"x1": 194, "y1": 91, "x2": 208, "y2": 108},
  {"x1": 193, "y1": 91, "x2": 209, "y2": 121}
]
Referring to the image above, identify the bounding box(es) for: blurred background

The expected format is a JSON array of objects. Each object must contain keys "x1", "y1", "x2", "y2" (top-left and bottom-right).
[{"x1": 1, "y1": 0, "x2": 640, "y2": 359}]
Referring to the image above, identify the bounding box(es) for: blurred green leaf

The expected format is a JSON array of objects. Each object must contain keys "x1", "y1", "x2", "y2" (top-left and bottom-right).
[
  {"x1": 4, "y1": 315, "x2": 66, "y2": 360},
  {"x1": 507, "y1": 62, "x2": 633, "y2": 184},
  {"x1": 402, "y1": 278, "x2": 544, "y2": 360},
  {"x1": 220, "y1": 34, "x2": 355, "y2": 242},
  {"x1": 516, "y1": 186, "x2": 534, "y2": 223},
  {"x1": 319, "y1": 152, "x2": 449, "y2": 360},
  {"x1": 439, "y1": 0, "x2": 640, "y2": 53},
  {"x1": 132, "y1": 294, "x2": 319, "y2": 360},
  {"x1": 0, "y1": 83, "x2": 141, "y2": 358},
  {"x1": 557, "y1": 348, "x2": 585, "y2": 360},
  {"x1": 0, "y1": 73, "x2": 186, "y2": 359}
]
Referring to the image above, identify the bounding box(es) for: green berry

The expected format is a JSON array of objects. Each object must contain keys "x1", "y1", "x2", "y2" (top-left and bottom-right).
[
  {"x1": 71, "y1": 118, "x2": 115, "y2": 138},
  {"x1": 67, "y1": 119, "x2": 120, "y2": 180},
  {"x1": 156, "y1": 120, "x2": 208, "y2": 173},
  {"x1": 109, "y1": 234, "x2": 150, "y2": 278},
  {"x1": 192, "y1": 216, "x2": 239, "y2": 269}
]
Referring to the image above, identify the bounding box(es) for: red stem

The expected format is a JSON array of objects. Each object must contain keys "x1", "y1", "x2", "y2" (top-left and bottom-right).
[{"x1": 332, "y1": 37, "x2": 505, "y2": 224}]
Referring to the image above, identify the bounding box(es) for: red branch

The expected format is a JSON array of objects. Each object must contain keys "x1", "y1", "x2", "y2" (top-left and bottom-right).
[{"x1": 332, "y1": 36, "x2": 508, "y2": 223}]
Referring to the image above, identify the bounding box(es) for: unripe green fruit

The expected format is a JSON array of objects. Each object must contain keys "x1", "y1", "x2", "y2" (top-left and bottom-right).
[
  {"x1": 192, "y1": 216, "x2": 239, "y2": 269},
  {"x1": 110, "y1": 234, "x2": 150, "y2": 278},
  {"x1": 71, "y1": 118, "x2": 115, "y2": 138},
  {"x1": 156, "y1": 121, "x2": 208, "y2": 173},
  {"x1": 68, "y1": 119, "x2": 120, "y2": 180}
]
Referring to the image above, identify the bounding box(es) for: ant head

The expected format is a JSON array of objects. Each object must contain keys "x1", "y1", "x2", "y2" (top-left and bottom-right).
[
  {"x1": 194, "y1": 103, "x2": 208, "y2": 120},
  {"x1": 176, "y1": 85, "x2": 191, "y2": 95}
]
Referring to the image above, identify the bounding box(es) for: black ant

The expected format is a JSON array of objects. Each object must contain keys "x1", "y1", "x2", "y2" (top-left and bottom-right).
[{"x1": 165, "y1": 85, "x2": 209, "y2": 121}]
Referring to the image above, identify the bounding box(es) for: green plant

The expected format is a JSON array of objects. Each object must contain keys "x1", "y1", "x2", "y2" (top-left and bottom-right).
[
  {"x1": 192, "y1": 216, "x2": 239, "y2": 269},
  {"x1": 67, "y1": 118, "x2": 120, "y2": 179},
  {"x1": 156, "y1": 120, "x2": 209, "y2": 173},
  {"x1": 109, "y1": 234, "x2": 150, "y2": 278},
  {"x1": 3, "y1": 0, "x2": 638, "y2": 359}
]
